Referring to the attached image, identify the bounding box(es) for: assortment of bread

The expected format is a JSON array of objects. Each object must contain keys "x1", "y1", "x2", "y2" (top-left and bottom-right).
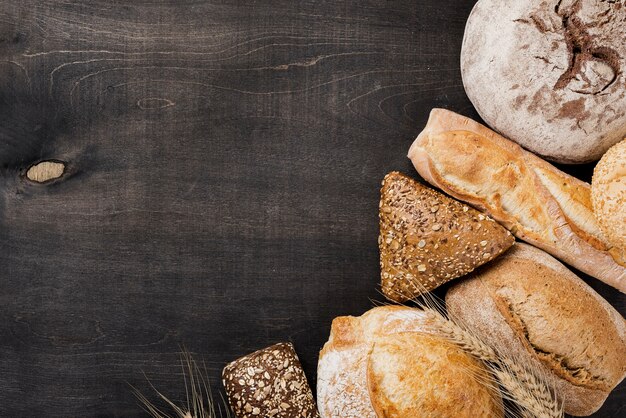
[
  {"x1": 222, "y1": 115, "x2": 625, "y2": 417},
  {"x1": 222, "y1": 118, "x2": 625, "y2": 417},
  {"x1": 220, "y1": 3, "x2": 626, "y2": 417}
]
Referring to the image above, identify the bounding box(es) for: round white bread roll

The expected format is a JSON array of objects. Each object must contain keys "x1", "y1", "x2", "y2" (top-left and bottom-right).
[
  {"x1": 461, "y1": 0, "x2": 626, "y2": 163},
  {"x1": 592, "y1": 138, "x2": 626, "y2": 266},
  {"x1": 317, "y1": 306, "x2": 503, "y2": 418},
  {"x1": 446, "y1": 243, "x2": 626, "y2": 416}
]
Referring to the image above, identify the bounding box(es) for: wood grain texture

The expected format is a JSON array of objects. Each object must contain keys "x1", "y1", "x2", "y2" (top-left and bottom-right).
[{"x1": 0, "y1": 1, "x2": 623, "y2": 417}]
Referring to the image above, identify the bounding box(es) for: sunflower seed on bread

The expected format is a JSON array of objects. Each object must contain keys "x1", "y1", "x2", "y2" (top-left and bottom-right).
[{"x1": 379, "y1": 171, "x2": 514, "y2": 302}]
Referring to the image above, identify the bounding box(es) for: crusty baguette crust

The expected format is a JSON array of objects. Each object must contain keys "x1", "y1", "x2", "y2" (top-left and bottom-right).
[
  {"x1": 446, "y1": 243, "x2": 626, "y2": 416},
  {"x1": 317, "y1": 306, "x2": 503, "y2": 418},
  {"x1": 408, "y1": 108, "x2": 626, "y2": 293}
]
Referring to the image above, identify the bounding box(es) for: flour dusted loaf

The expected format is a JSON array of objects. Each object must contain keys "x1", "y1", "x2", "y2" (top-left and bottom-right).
[
  {"x1": 592, "y1": 138, "x2": 626, "y2": 266},
  {"x1": 446, "y1": 243, "x2": 626, "y2": 416},
  {"x1": 462, "y1": 0, "x2": 626, "y2": 163},
  {"x1": 379, "y1": 171, "x2": 513, "y2": 302},
  {"x1": 317, "y1": 306, "x2": 503, "y2": 418},
  {"x1": 223, "y1": 342, "x2": 319, "y2": 418},
  {"x1": 408, "y1": 108, "x2": 626, "y2": 293}
]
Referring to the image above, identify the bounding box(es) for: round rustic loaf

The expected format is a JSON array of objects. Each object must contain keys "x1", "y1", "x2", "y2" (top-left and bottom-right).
[
  {"x1": 317, "y1": 306, "x2": 503, "y2": 418},
  {"x1": 592, "y1": 138, "x2": 626, "y2": 266},
  {"x1": 461, "y1": 0, "x2": 626, "y2": 163},
  {"x1": 446, "y1": 243, "x2": 626, "y2": 416}
]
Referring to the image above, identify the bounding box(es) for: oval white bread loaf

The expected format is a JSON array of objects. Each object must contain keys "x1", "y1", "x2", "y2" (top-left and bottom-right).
[
  {"x1": 446, "y1": 243, "x2": 626, "y2": 416},
  {"x1": 408, "y1": 108, "x2": 626, "y2": 293},
  {"x1": 317, "y1": 306, "x2": 503, "y2": 418}
]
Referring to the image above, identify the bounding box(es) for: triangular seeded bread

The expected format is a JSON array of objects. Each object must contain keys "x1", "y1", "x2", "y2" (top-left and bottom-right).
[{"x1": 379, "y1": 171, "x2": 514, "y2": 302}]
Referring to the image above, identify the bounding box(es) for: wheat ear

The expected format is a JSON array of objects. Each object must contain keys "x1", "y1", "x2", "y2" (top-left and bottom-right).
[
  {"x1": 132, "y1": 350, "x2": 232, "y2": 418},
  {"x1": 422, "y1": 308, "x2": 562, "y2": 418}
]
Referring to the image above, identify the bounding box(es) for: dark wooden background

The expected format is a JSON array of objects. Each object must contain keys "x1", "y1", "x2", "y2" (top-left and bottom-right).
[{"x1": 0, "y1": 1, "x2": 623, "y2": 417}]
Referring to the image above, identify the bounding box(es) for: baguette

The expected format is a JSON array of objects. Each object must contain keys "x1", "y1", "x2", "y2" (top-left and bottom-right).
[{"x1": 408, "y1": 108, "x2": 626, "y2": 293}]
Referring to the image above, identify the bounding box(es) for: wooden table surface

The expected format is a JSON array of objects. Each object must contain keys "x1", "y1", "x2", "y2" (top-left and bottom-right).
[{"x1": 0, "y1": 1, "x2": 623, "y2": 416}]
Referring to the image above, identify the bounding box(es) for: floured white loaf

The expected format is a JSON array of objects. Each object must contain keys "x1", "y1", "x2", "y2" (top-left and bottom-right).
[
  {"x1": 317, "y1": 306, "x2": 503, "y2": 418},
  {"x1": 461, "y1": 0, "x2": 626, "y2": 163}
]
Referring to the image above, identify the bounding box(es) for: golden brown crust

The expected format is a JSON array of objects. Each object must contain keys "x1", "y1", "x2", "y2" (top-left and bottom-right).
[
  {"x1": 379, "y1": 171, "x2": 514, "y2": 302},
  {"x1": 446, "y1": 243, "x2": 626, "y2": 416},
  {"x1": 592, "y1": 138, "x2": 626, "y2": 266},
  {"x1": 367, "y1": 333, "x2": 503, "y2": 418},
  {"x1": 409, "y1": 108, "x2": 626, "y2": 293},
  {"x1": 317, "y1": 306, "x2": 504, "y2": 418}
]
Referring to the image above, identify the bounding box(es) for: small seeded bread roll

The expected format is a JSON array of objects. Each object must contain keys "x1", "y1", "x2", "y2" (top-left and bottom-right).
[
  {"x1": 317, "y1": 306, "x2": 503, "y2": 418},
  {"x1": 223, "y1": 342, "x2": 319, "y2": 418},
  {"x1": 379, "y1": 171, "x2": 514, "y2": 302},
  {"x1": 461, "y1": 0, "x2": 626, "y2": 163},
  {"x1": 592, "y1": 138, "x2": 626, "y2": 266},
  {"x1": 446, "y1": 243, "x2": 626, "y2": 416}
]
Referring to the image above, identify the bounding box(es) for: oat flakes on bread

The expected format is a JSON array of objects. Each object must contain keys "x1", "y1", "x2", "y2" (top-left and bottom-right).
[
  {"x1": 379, "y1": 171, "x2": 514, "y2": 302},
  {"x1": 592, "y1": 138, "x2": 626, "y2": 266},
  {"x1": 408, "y1": 108, "x2": 626, "y2": 293},
  {"x1": 446, "y1": 243, "x2": 626, "y2": 416},
  {"x1": 222, "y1": 342, "x2": 319, "y2": 418},
  {"x1": 317, "y1": 306, "x2": 503, "y2": 418}
]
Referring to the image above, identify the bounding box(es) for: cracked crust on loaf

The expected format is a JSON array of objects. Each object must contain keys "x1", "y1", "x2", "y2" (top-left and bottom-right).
[
  {"x1": 592, "y1": 138, "x2": 626, "y2": 265},
  {"x1": 461, "y1": 0, "x2": 626, "y2": 163},
  {"x1": 446, "y1": 243, "x2": 626, "y2": 416}
]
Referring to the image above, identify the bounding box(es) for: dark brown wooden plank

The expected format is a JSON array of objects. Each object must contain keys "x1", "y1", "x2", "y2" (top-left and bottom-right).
[{"x1": 0, "y1": 1, "x2": 623, "y2": 417}]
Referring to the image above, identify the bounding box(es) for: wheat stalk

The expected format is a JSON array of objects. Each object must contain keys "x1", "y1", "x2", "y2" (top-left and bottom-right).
[
  {"x1": 421, "y1": 307, "x2": 563, "y2": 418},
  {"x1": 380, "y1": 276, "x2": 563, "y2": 418},
  {"x1": 132, "y1": 350, "x2": 232, "y2": 418}
]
